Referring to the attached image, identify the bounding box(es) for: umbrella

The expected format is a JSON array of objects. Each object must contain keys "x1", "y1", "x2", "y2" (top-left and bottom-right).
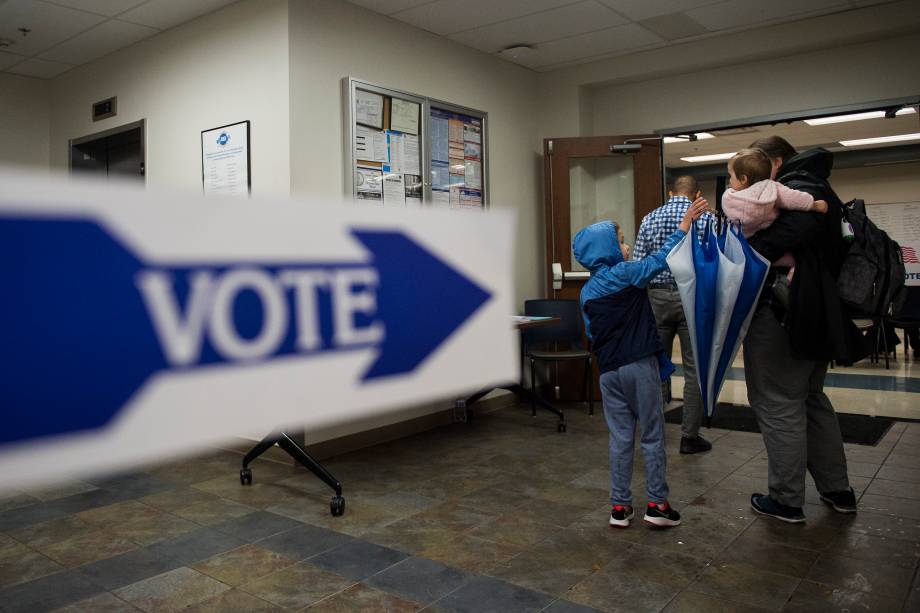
[{"x1": 666, "y1": 219, "x2": 770, "y2": 419}]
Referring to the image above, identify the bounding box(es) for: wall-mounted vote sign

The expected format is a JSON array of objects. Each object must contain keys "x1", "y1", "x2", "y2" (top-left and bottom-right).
[{"x1": 0, "y1": 172, "x2": 516, "y2": 487}]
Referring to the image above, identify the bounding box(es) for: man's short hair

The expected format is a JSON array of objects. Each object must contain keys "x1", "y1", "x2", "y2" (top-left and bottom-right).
[{"x1": 672, "y1": 175, "x2": 698, "y2": 196}]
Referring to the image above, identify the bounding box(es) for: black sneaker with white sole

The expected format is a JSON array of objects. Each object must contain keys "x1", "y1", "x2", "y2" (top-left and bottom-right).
[
  {"x1": 609, "y1": 505, "x2": 635, "y2": 528},
  {"x1": 750, "y1": 493, "x2": 805, "y2": 523},
  {"x1": 643, "y1": 502, "x2": 681, "y2": 527},
  {"x1": 819, "y1": 488, "x2": 857, "y2": 513}
]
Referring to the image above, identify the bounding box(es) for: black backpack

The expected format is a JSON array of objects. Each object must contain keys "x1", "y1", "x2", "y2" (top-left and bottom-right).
[{"x1": 837, "y1": 199, "x2": 906, "y2": 317}]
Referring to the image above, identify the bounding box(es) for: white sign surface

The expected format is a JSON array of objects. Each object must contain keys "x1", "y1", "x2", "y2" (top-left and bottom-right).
[
  {"x1": 0, "y1": 172, "x2": 516, "y2": 487},
  {"x1": 867, "y1": 202, "x2": 920, "y2": 286},
  {"x1": 202, "y1": 121, "x2": 250, "y2": 196}
]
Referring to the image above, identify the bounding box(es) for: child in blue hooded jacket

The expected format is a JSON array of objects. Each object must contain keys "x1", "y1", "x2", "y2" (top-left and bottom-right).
[{"x1": 573, "y1": 198, "x2": 707, "y2": 528}]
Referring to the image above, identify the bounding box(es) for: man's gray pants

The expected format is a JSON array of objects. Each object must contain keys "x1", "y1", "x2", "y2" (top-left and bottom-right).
[
  {"x1": 649, "y1": 287, "x2": 702, "y2": 439},
  {"x1": 743, "y1": 304, "x2": 850, "y2": 508}
]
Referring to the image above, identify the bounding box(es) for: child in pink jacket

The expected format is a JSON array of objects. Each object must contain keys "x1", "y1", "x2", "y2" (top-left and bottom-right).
[{"x1": 722, "y1": 148, "x2": 827, "y2": 278}]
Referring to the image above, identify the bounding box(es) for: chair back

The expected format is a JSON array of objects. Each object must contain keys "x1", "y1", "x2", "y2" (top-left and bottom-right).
[
  {"x1": 523, "y1": 299, "x2": 586, "y2": 351},
  {"x1": 892, "y1": 287, "x2": 920, "y2": 324}
]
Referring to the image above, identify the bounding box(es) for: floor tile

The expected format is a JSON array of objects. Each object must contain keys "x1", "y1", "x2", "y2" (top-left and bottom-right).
[
  {"x1": 687, "y1": 561, "x2": 801, "y2": 610},
  {"x1": 366, "y1": 556, "x2": 473, "y2": 605},
  {"x1": 568, "y1": 567, "x2": 678, "y2": 613},
  {"x1": 858, "y1": 493, "x2": 920, "y2": 520},
  {"x1": 411, "y1": 501, "x2": 499, "y2": 532},
  {"x1": 9, "y1": 515, "x2": 94, "y2": 548},
  {"x1": 25, "y1": 480, "x2": 98, "y2": 503},
  {"x1": 865, "y1": 478, "x2": 920, "y2": 500},
  {"x1": 486, "y1": 545, "x2": 599, "y2": 597},
  {"x1": 306, "y1": 582, "x2": 422, "y2": 612},
  {"x1": 308, "y1": 539, "x2": 409, "y2": 581},
  {"x1": 212, "y1": 510, "x2": 302, "y2": 542},
  {"x1": 0, "y1": 569, "x2": 104, "y2": 613},
  {"x1": 86, "y1": 473, "x2": 177, "y2": 498},
  {"x1": 363, "y1": 517, "x2": 460, "y2": 556},
  {"x1": 0, "y1": 492, "x2": 40, "y2": 513},
  {"x1": 433, "y1": 575, "x2": 554, "y2": 613},
  {"x1": 43, "y1": 488, "x2": 131, "y2": 515},
  {"x1": 541, "y1": 600, "x2": 606, "y2": 613},
  {"x1": 0, "y1": 534, "x2": 28, "y2": 558},
  {"x1": 255, "y1": 523, "x2": 354, "y2": 561},
  {"x1": 77, "y1": 547, "x2": 180, "y2": 591},
  {"x1": 111, "y1": 512, "x2": 200, "y2": 546},
  {"x1": 181, "y1": 588, "x2": 281, "y2": 612},
  {"x1": 49, "y1": 591, "x2": 140, "y2": 612},
  {"x1": 825, "y1": 531, "x2": 920, "y2": 570},
  {"x1": 805, "y1": 553, "x2": 914, "y2": 601},
  {"x1": 76, "y1": 500, "x2": 162, "y2": 529},
  {"x1": 662, "y1": 590, "x2": 773, "y2": 612},
  {"x1": 782, "y1": 578, "x2": 904, "y2": 612},
  {"x1": 114, "y1": 566, "x2": 230, "y2": 612},
  {"x1": 139, "y1": 488, "x2": 218, "y2": 512},
  {"x1": 191, "y1": 544, "x2": 296, "y2": 586},
  {"x1": 0, "y1": 548, "x2": 64, "y2": 589},
  {"x1": 422, "y1": 533, "x2": 523, "y2": 574},
  {"x1": 467, "y1": 513, "x2": 562, "y2": 548},
  {"x1": 716, "y1": 532, "x2": 819, "y2": 578},
  {"x1": 173, "y1": 498, "x2": 256, "y2": 526},
  {"x1": 239, "y1": 561, "x2": 353, "y2": 609},
  {"x1": 37, "y1": 528, "x2": 138, "y2": 567},
  {"x1": 265, "y1": 496, "x2": 404, "y2": 536},
  {"x1": 0, "y1": 502, "x2": 70, "y2": 532},
  {"x1": 147, "y1": 527, "x2": 246, "y2": 566}
]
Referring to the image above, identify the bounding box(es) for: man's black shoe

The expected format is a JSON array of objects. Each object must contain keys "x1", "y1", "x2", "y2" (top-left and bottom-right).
[
  {"x1": 819, "y1": 487, "x2": 857, "y2": 513},
  {"x1": 751, "y1": 493, "x2": 805, "y2": 523},
  {"x1": 680, "y1": 435, "x2": 712, "y2": 454}
]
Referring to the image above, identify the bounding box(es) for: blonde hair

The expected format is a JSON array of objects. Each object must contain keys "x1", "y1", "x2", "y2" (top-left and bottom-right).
[{"x1": 730, "y1": 148, "x2": 772, "y2": 185}]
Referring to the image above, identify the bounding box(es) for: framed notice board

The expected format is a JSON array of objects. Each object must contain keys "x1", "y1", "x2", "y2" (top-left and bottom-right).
[
  {"x1": 201, "y1": 120, "x2": 250, "y2": 196},
  {"x1": 345, "y1": 77, "x2": 488, "y2": 209}
]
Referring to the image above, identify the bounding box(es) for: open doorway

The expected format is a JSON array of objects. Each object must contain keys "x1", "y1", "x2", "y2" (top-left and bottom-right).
[{"x1": 70, "y1": 120, "x2": 146, "y2": 183}]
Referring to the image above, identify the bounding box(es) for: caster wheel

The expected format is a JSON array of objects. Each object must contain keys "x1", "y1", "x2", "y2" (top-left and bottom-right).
[
  {"x1": 557, "y1": 422, "x2": 567, "y2": 433},
  {"x1": 330, "y1": 495, "x2": 345, "y2": 517},
  {"x1": 240, "y1": 468, "x2": 252, "y2": 485}
]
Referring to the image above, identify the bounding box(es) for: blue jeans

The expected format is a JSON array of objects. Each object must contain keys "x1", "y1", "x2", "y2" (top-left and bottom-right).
[{"x1": 600, "y1": 355, "x2": 669, "y2": 506}]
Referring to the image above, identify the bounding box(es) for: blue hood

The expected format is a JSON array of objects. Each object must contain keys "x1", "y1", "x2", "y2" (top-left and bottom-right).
[{"x1": 573, "y1": 221, "x2": 623, "y2": 272}]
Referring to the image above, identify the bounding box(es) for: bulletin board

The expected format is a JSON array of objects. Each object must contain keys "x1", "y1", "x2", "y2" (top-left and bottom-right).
[
  {"x1": 867, "y1": 201, "x2": 920, "y2": 286},
  {"x1": 345, "y1": 77, "x2": 488, "y2": 209}
]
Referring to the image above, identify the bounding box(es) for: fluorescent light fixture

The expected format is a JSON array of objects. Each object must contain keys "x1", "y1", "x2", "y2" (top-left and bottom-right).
[
  {"x1": 663, "y1": 132, "x2": 715, "y2": 144},
  {"x1": 840, "y1": 132, "x2": 920, "y2": 147},
  {"x1": 805, "y1": 108, "x2": 916, "y2": 125},
  {"x1": 679, "y1": 151, "x2": 737, "y2": 163}
]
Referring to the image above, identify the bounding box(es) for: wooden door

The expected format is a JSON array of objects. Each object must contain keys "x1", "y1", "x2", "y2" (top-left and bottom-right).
[{"x1": 542, "y1": 135, "x2": 664, "y2": 400}]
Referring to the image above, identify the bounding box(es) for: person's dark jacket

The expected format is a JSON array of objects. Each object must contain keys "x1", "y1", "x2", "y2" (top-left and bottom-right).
[{"x1": 748, "y1": 148, "x2": 869, "y2": 365}]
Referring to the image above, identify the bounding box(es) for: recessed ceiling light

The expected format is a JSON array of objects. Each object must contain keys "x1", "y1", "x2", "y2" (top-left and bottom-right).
[
  {"x1": 498, "y1": 44, "x2": 534, "y2": 60},
  {"x1": 804, "y1": 108, "x2": 916, "y2": 125},
  {"x1": 680, "y1": 151, "x2": 737, "y2": 163},
  {"x1": 840, "y1": 132, "x2": 920, "y2": 147},
  {"x1": 663, "y1": 132, "x2": 715, "y2": 144}
]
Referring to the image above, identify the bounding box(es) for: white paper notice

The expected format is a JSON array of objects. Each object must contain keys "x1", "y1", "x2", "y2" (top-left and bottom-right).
[
  {"x1": 383, "y1": 172, "x2": 406, "y2": 206},
  {"x1": 432, "y1": 190, "x2": 449, "y2": 209},
  {"x1": 391, "y1": 98, "x2": 420, "y2": 135},
  {"x1": 355, "y1": 125, "x2": 388, "y2": 163},
  {"x1": 202, "y1": 122, "x2": 249, "y2": 197},
  {"x1": 355, "y1": 89, "x2": 384, "y2": 129},
  {"x1": 463, "y1": 123, "x2": 482, "y2": 144},
  {"x1": 400, "y1": 134, "x2": 420, "y2": 175},
  {"x1": 355, "y1": 166, "x2": 383, "y2": 202},
  {"x1": 387, "y1": 132, "x2": 402, "y2": 174},
  {"x1": 431, "y1": 115, "x2": 449, "y2": 162},
  {"x1": 464, "y1": 160, "x2": 482, "y2": 190}
]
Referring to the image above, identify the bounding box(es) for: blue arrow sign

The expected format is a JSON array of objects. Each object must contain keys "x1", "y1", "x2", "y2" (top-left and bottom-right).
[{"x1": 1, "y1": 216, "x2": 491, "y2": 446}]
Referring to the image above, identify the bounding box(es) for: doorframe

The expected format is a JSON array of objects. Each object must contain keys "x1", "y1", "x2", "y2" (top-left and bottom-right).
[{"x1": 69, "y1": 118, "x2": 146, "y2": 180}]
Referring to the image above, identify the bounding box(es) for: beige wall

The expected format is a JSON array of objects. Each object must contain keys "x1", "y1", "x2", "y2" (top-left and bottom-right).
[
  {"x1": 833, "y1": 162, "x2": 920, "y2": 206},
  {"x1": 0, "y1": 73, "x2": 50, "y2": 171},
  {"x1": 48, "y1": 0, "x2": 291, "y2": 197}
]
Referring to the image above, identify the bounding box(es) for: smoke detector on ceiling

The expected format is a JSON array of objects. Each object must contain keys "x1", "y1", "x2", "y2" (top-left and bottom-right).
[
  {"x1": 498, "y1": 44, "x2": 534, "y2": 60},
  {"x1": 0, "y1": 38, "x2": 14, "y2": 48}
]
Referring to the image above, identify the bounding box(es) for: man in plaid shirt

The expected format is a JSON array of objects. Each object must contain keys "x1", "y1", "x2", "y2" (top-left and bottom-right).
[{"x1": 633, "y1": 176, "x2": 714, "y2": 454}]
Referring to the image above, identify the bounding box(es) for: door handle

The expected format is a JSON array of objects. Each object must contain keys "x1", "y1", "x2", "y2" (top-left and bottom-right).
[{"x1": 552, "y1": 262, "x2": 562, "y2": 290}]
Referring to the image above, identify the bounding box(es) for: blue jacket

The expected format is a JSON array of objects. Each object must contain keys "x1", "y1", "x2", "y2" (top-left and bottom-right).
[{"x1": 572, "y1": 221, "x2": 685, "y2": 378}]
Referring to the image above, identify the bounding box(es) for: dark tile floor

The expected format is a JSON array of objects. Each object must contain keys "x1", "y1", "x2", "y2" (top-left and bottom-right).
[{"x1": 1, "y1": 403, "x2": 918, "y2": 612}]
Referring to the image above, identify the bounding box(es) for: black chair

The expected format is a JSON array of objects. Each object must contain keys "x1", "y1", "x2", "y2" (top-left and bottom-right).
[
  {"x1": 890, "y1": 287, "x2": 920, "y2": 359},
  {"x1": 523, "y1": 299, "x2": 594, "y2": 417}
]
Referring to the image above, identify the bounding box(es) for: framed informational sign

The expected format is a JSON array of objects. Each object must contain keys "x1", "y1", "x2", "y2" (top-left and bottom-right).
[
  {"x1": 345, "y1": 78, "x2": 488, "y2": 210},
  {"x1": 867, "y1": 201, "x2": 920, "y2": 286},
  {"x1": 201, "y1": 120, "x2": 250, "y2": 196}
]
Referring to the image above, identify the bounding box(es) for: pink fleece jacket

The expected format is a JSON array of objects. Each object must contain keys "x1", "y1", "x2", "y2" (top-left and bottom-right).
[{"x1": 722, "y1": 179, "x2": 816, "y2": 237}]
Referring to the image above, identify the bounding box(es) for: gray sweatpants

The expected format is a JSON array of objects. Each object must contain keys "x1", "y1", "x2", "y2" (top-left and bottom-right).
[
  {"x1": 743, "y1": 304, "x2": 850, "y2": 508},
  {"x1": 649, "y1": 287, "x2": 703, "y2": 438},
  {"x1": 600, "y1": 355, "x2": 669, "y2": 506}
]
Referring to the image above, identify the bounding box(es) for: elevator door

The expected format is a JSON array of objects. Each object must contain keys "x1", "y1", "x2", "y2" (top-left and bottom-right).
[{"x1": 71, "y1": 126, "x2": 144, "y2": 182}]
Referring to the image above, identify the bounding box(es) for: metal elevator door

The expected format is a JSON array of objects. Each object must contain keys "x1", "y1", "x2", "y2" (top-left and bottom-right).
[{"x1": 71, "y1": 126, "x2": 144, "y2": 182}]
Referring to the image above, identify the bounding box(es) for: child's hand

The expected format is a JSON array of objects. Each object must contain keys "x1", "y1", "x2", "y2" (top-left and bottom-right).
[
  {"x1": 679, "y1": 197, "x2": 709, "y2": 233},
  {"x1": 813, "y1": 199, "x2": 828, "y2": 214}
]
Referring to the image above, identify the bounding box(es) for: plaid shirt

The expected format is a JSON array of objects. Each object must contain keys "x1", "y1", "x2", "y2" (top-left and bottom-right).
[{"x1": 633, "y1": 196, "x2": 714, "y2": 285}]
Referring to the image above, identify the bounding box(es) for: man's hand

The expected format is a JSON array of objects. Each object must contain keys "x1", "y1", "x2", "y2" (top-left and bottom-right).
[{"x1": 679, "y1": 197, "x2": 709, "y2": 233}]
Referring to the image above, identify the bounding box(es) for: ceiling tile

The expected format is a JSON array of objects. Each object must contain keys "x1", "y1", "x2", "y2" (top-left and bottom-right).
[
  {"x1": 39, "y1": 19, "x2": 158, "y2": 64},
  {"x1": 0, "y1": 0, "x2": 106, "y2": 56},
  {"x1": 449, "y1": 1, "x2": 627, "y2": 52},
  {"x1": 638, "y1": 11, "x2": 709, "y2": 40},
  {"x1": 118, "y1": 0, "x2": 239, "y2": 30},
  {"x1": 6, "y1": 56, "x2": 75, "y2": 78},
  {"x1": 596, "y1": 0, "x2": 721, "y2": 22},
  {"x1": 687, "y1": 0, "x2": 847, "y2": 31},
  {"x1": 39, "y1": 0, "x2": 148, "y2": 18},
  {"x1": 392, "y1": 0, "x2": 577, "y2": 36},
  {"x1": 524, "y1": 22, "x2": 663, "y2": 69},
  {"x1": 345, "y1": 0, "x2": 440, "y2": 15},
  {"x1": 0, "y1": 49, "x2": 27, "y2": 70}
]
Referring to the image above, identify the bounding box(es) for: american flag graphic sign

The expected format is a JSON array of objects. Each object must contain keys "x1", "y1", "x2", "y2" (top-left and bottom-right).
[{"x1": 903, "y1": 246, "x2": 919, "y2": 264}]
